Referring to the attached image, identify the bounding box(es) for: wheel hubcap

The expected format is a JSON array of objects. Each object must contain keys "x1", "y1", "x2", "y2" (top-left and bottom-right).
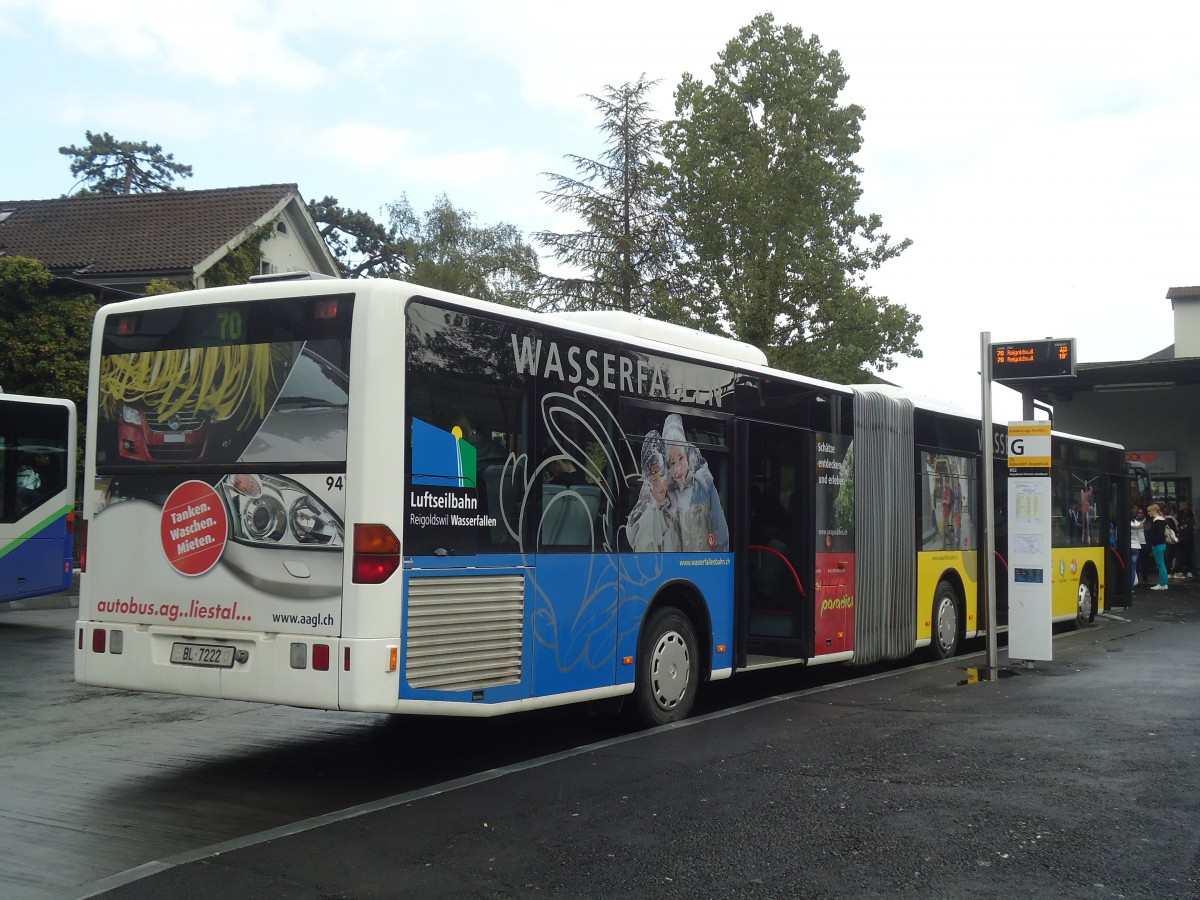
[
  {"x1": 651, "y1": 630, "x2": 690, "y2": 710},
  {"x1": 936, "y1": 597, "x2": 957, "y2": 652},
  {"x1": 1078, "y1": 583, "x2": 1094, "y2": 621}
]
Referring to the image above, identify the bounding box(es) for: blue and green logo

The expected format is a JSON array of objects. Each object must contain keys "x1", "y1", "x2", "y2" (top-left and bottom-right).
[{"x1": 411, "y1": 418, "x2": 477, "y2": 488}]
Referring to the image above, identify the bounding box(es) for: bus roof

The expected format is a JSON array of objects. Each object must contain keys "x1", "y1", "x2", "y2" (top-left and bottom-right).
[
  {"x1": 1048, "y1": 428, "x2": 1124, "y2": 451},
  {"x1": 847, "y1": 382, "x2": 972, "y2": 419},
  {"x1": 543, "y1": 310, "x2": 769, "y2": 367},
  {"x1": 0, "y1": 393, "x2": 76, "y2": 411},
  {"x1": 95, "y1": 278, "x2": 861, "y2": 401}
]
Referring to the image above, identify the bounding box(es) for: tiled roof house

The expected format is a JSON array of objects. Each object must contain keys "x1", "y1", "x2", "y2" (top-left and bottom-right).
[{"x1": 0, "y1": 184, "x2": 339, "y2": 299}]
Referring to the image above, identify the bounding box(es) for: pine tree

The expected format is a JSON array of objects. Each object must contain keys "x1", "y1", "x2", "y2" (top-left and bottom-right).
[
  {"x1": 535, "y1": 76, "x2": 679, "y2": 317},
  {"x1": 59, "y1": 131, "x2": 193, "y2": 195}
]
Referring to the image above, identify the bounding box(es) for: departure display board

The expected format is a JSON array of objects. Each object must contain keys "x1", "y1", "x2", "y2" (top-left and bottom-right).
[{"x1": 991, "y1": 339, "x2": 1075, "y2": 381}]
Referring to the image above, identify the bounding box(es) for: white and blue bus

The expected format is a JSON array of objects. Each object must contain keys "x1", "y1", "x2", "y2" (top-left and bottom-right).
[
  {"x1": 75, "y1": 276, "x2": 1130, "y2": 724},
  {"x1": 1, "y1": 394, "x2": 76, "y2": 603}
]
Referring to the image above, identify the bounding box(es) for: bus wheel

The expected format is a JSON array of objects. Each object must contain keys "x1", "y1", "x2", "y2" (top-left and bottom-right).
[
  {"x1": 930, "y1": 580, "x2": 961, "y2": 660},
  {"x1": 1075, "y1": 573, "x2": 1096, "y2": 629},
  {"x1": 632, "y1": 607, "x2": 699, "y2": 727}
]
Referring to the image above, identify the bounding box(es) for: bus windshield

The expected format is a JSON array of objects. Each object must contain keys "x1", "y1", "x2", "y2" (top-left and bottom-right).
[{"x1": 1, "y1": 395, "x2": 76, "y2": 603}]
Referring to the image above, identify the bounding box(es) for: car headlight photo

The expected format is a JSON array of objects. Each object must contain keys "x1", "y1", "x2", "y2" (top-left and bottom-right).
[{"x1": 220, "y1": 474, "x2": 343, "y2": 548}]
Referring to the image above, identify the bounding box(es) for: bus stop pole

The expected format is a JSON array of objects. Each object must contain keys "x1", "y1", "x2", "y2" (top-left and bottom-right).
[{"x1": 980, "y1": 331, "x2": 1000, "y2": 674}]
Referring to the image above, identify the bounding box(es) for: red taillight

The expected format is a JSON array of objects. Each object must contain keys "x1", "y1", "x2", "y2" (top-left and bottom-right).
[
  {"x1": 344, "y1": 647, "x2": 351, "y2": 671},
  {"x1": 80, "y1": 518, "x2": 89, "y2": 573},
  {"x1": 353, "y1": 524, "x2": 400, "y2": 584},
  {"x1": 312, "y1": 643, "x2": 330, "y2": 671},
  {"x1": 92, "y1": 628, "x2": 106, "y2": 653},
  {"x1": 314, "y1": 297, "x2": 339, "y2": 320},
  {"x1": 353, "y1": 555, "x2": 400, "y2": 584}
]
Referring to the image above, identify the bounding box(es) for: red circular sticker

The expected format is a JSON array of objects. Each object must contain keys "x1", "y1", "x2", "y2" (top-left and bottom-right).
[{"x1": 161, "y1": 480, "x2": 228, "y2": 576}]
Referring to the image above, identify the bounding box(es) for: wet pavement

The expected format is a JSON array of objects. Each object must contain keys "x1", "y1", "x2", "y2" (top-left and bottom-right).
[{"x1": 72, "y1": 580, "x2": 1200, "y2": 899}]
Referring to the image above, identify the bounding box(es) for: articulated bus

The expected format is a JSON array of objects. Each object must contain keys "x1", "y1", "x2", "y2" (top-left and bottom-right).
[
  {"x1": 75, "y1": 277, "x2": 1130, "y2": 725},
  {"x1": 1, "y1": 394, "x2": 76, "y2": 603}
]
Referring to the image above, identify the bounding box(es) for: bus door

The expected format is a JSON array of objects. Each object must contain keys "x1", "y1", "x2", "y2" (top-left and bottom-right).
[{"x1": 738, "y1": 420, "x2": 812, "y2": 663}]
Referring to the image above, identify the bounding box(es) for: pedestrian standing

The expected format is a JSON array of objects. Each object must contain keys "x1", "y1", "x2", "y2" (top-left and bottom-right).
[
  {"x1": 1145, "y1": 503, "x2": 1170, "y2": 591},
  {"x1": 1164, "y1": 503, "x2": 1180, "y2": 576},
  {"x1": 1138, "y1": 504, "x2": 1153, "y2": 584},
  {"x1": 1174, "y1": 500, "x2": 1194, "y2": 579},
  {"x1": 1130, "y1": 506, "x2": 1144, "y2": 589}
]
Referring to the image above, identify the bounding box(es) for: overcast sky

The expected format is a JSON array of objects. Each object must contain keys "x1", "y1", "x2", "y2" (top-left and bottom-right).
[{"x1": 3, "y1": 0, "x2": 1197, "y2": 420}]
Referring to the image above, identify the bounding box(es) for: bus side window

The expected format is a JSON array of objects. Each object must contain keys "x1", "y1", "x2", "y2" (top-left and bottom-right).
[
  {"x1": 482, "y1": 463, "x2": 522, "y2": 548},
  {"x1": 539, "y1": 484, "x2": 600, "y2": 548}
]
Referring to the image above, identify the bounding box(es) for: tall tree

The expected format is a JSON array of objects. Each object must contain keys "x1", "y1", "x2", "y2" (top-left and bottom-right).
[
  {"x1": 663, "y1": 13, "x2": 919, "y2": 381},
  {"x1": 307, "y1": 196, "x2": 410, "y2": 279},
  {"x1": 388, "y1": 194, "x2": 539, "y2": 307},
  {"x1": 534, "y1": 76, "x2": 679, "y2": 316},
  {"x1": 59, "y1": 131, "x2": 193, "y2": 195},
  {"x1": 0, "y1": 257, "x2": 93, "y2": 410}
]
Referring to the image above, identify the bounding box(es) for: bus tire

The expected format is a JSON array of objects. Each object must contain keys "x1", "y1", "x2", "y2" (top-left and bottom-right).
[
  {"x1": 930, "y1": 580, "x2": 961, "y2": 660},
  {"x1": 1075, "y1": 571, "x2": 1097, "y2": 630},
  {"x1": 631, "y1": 607, "x2": 699, "y2": 727}
]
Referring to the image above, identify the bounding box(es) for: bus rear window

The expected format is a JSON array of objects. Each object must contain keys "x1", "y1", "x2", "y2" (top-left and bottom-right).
[{"x1": 96, "y1": 295, "x2": 352, "y2": 471}]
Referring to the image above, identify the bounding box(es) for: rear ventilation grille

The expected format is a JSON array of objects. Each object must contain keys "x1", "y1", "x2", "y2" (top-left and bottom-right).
[{"x1": 405, "y1": 574, "x2": 525, "y2": 691}]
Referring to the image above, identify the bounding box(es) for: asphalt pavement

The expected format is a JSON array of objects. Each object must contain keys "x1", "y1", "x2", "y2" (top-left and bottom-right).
[{"x1": 65, "y1": 578, "x2": 1200, "y2": 899}]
